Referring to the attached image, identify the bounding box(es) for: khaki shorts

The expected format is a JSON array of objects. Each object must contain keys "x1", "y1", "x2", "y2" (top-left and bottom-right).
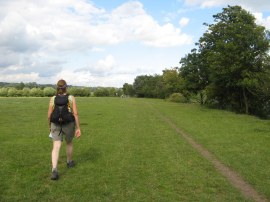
[{"x1": 50, "y1": 122, "x2": 75, "y2": 143}]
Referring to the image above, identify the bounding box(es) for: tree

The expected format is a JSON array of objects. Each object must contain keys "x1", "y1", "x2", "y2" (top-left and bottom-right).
[
  {"x1": 122, "y1": 83, "x2": 135, "y2": 96},
  {"x1": 153, "y1": 75, "x2": 166, "y2": 99},
  {"x1": 108, "y1": 87, "x2": 117, "y2": 97},
  {"x1": 133, "y1": 75, "x2": 164, "y2": 98},
  {"x1": 180, "y1": 49, "x2": 209, "y2": 104},
  {"x1": 116, "y1": 88, "x2": 124, "y2": 97},
  {"x1": 15, "y1": 82, "x2": 25, "y2": 90},
  {"x1": 25, "y1": 82, "x2": 38, "y2": 89},
  {"x1": 133, "y1": 75, "x2": 150, "y2": 97},
  {"x1": 162, "y1": 67, "x2": 182, "y2": 98},
  {"x1": 197, "y1": 5, "x2": 270, "y2": 114}
]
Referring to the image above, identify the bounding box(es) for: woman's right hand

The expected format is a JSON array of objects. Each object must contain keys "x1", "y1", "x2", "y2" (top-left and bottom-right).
[{"x1": 75, "y1": 129, "x2": 81, "y2": 138}]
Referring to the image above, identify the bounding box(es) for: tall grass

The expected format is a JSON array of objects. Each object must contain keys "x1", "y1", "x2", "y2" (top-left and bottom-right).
[{"x1": 0, "y1": 97, "x2": 269, "y2": 201}]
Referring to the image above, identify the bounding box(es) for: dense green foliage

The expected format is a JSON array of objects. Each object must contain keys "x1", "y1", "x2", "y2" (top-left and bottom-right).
[
  {"x1": 1, "y1": 97, "x2": 270, "y2": 201},
  {"x1": 133, "y1": 74, "x2": 165, "y2": 98},
  {"x1": 130, "y1": 68, "x2": 182, "y2": 99},
  {"x1": 122, "y1": 83, "x2": 135, "y2": 97},
  {"x1": 180, "y1": 48, "x2": 209, "y2": 105},
  {"x1": 180, "y1": 5, "x2": 270, "y2": 117},
  {"x1": 198, "y1": 6, "x2": 270, "y2": 115}
]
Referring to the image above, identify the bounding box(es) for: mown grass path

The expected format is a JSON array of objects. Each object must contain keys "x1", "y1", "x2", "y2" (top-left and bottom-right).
[{"x1": 0, "y1": 97, "x2": 269, "y2": 201}]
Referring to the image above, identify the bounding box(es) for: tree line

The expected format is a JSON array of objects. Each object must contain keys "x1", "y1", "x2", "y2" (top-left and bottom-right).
[
  {"x1": 0, "y1": 82, "x2": 123, "y2": 97},
  {"x1": 122, "y1": 6, "x2": 270, "y2": 118}
]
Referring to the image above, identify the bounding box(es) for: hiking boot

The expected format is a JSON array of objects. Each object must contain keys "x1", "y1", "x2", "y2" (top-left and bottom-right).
[
  {"x1": 51, "y1": 170, "x2": 59, "y2": 180},
  {"x1": 67, "y1": 160, "x2": 75, "y2": 168}
]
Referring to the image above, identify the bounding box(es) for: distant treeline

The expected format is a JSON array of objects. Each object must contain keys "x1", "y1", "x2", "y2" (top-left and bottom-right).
[
  {"x1": 0, "y1": 82, "x2": 123, "y2": 97},
  {"x1": 0, "y1": 82, "x2": 54, "y2": 89}
]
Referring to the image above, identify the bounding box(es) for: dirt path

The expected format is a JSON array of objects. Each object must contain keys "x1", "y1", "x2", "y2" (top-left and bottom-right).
[{"x1": 155, "y1": 111, "x2": 268, "y2": 202}]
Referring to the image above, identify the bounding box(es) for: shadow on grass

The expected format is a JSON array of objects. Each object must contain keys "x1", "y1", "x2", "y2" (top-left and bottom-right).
[
  {"x1": 77, "y1": 147, "x2": 102, "y2": 163},
  {"x1": 47, "y1": 148, "x2": 102, "y2": 180}
]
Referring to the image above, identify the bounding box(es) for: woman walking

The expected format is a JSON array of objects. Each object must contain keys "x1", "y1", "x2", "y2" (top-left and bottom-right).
[{"x1": 47, "y1": 79, "x2": 81, "y2": 180}]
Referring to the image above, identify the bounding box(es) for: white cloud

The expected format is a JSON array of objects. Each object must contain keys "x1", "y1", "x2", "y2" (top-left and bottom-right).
[
  {"x1": 254, "y1": 12, "x2": 270, "y2": 30},
  {"x1": 88, "y1": 74, "x2": 135, "y2": 87},
  {"x1": 97, "y1": 55, "x2": 116, "y2": 69},
  {"x1": 0, "y1": 50, "x2": 20, "y2": 67},
  {"x1": 138, "y1": 23, "x2": 192, "y2": 47},
  {"x1": 0, "y1": 0, "x2": 193, "y2": 86},
  {"x1": 91, "y1": 47, "x2": 105, "y2": 52},
  {"x1": 179, "y1": 17, "x2": 190, "y2": 27},
  {"x1": 0, "y1": 71, "x2": 39, "y2": 83},
  {"x1": 183, "y1": 0, "x2": 270, "y2": 29},
  {"x1": 54, "y1": 68, "x2": 135, "y2": 87},
  {"x1": 0, "y1": 12, "x2": 41, "y2": 53},
  {"x1": 92, "y1": 55, "x2": 117, "y2": 75},
  {"x1": 0, "y1": 1, "x2": 192, "y2": 53},
  {"x1": 55, "y1": 69, "x2": 92, "y2": 86},
  {"x1": 184, "y1": 0, "x2": 270, "y2": 11},
  {"x1": 102, "y1": 1, "x2": 193, "y2": 47}
]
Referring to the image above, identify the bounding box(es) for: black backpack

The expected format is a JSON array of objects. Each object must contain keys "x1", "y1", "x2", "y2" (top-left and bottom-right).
[{"x1": 50, "y1": 95, "x2": 75, "y2": 125}]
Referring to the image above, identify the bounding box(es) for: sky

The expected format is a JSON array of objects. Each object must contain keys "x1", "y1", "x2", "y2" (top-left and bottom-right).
[{"x1": 0, "y1": 0, "x2": 270, "y2": 87}]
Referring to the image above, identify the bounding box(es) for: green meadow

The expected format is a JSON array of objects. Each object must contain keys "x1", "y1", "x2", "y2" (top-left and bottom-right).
[{"x1": 0, "y1": 97, "x2": 270, "y2": 201}]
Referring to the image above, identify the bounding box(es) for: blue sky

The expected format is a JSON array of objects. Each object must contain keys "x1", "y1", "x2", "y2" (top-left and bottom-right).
[{"x1": 0, "y1": 0, "x2": 269, "y2": 87}]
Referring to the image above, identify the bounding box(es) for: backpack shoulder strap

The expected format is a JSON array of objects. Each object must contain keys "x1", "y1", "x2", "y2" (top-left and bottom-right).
[{"x1": 55, "y1": 94, "x2": 68, "y2": 106}]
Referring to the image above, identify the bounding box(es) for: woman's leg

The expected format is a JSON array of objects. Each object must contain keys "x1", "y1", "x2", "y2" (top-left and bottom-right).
[
  {"x1": 51, "y1": 140, "x2": 62, "y2": 171},
  {"x1": 66, "y1": 141, "x2": 73, "y2": 162},
  {"x1": 64, "y1": 122, "x2": 75, "y2": 166}
]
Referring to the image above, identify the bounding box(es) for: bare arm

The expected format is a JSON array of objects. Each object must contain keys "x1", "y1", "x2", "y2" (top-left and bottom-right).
[
  {"x1": 47, "y1": 97, "x2": 54, "y2": 130},
  {"x1": 72, "y1": 96, "x2": 81, "y2": 138}
]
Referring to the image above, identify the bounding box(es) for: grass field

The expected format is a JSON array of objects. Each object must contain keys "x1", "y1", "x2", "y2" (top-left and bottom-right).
[{"x1": 0, "y1": 97, "x2": 269, "y2": 201}]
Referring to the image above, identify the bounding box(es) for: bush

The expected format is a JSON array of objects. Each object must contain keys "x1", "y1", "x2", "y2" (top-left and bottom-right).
[
  {"x1": 43, "y1": 87, "x2": 55, "y2": 97},
  {"x1": 94, "y1": 88, "x2": 109, "y2": 97},
  {"x1": 29, "y1": 88, "x2": 43, "y2": 97},
  {"x1": 22, "y1": 87, "x2": 30, "y2": 97},
  {"x1": 7, "y1": 88, "x2": 20, "y2": 97},
  {"x1": 0, "y1": 88, "x2": 8, "y2": 97},
  {"x1": 168, "y1": 93, "x2": 188, "y2": 103},
  {"x1": 68, "y1": 87, "x2": 91, "y2": 97}
]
